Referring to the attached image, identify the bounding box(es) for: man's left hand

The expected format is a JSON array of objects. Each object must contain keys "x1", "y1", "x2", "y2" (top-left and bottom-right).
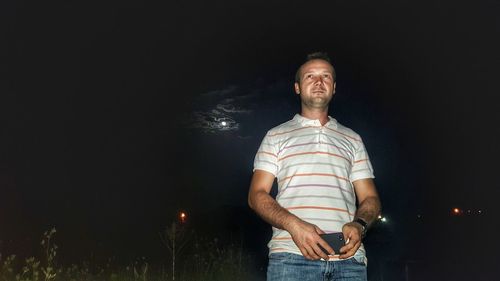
[{"x1": 339, "y1": 222, "x2": 363, "y2": 259}]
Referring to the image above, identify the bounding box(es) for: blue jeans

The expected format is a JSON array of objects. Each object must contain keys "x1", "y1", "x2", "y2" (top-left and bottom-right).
[{"x1": 267, "y1": 252, "x2": 367, "y2": 281}]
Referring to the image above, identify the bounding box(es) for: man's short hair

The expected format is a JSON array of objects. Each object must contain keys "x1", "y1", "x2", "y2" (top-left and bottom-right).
[{"x1": 295, "y1": 52, "x2": 336, "y2": 84}]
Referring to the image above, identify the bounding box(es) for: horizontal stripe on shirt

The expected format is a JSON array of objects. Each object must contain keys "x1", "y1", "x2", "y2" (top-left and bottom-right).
[
  {"x1": 278, "y1": 151, "x2": 350, "y2": 163},
  {"x1": 256, "y1": 151, "x2": 277, "y2": 158},
  {"x1": 277, "y1": 195, "x2": 355, "y2": 206},
  {"x1": 286, "y1": 205, "x2": 354, "y2": 215},
  {"x1": 301, "y1": 217, "x2": 349, "y2": 224},
  {"x1": 278, "y1": 162, "x2": 349, "y2": 176},
  {"x1": 323, "y1": 126, "x2": 362, "y2": 142},
  {"x1": 279, "y1": 183, "x2": 352, "y2": 194},
  {"x1": 278, "y1": 173, "x2": 349, "y2": 184},
  {"x1": 267, "y1": 126, "x2": 321, "y2": 137},
  {"x1": 279, "y1": 141, "x2": 353, "y2": 156},
  {"x1": 267, "y1": 125, "x2": 362, "y2": 143}
]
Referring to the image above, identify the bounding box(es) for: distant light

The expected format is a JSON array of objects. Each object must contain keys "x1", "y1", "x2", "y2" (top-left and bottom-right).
[
  {"x1": 478, "y1": 210, "x2": 482, "y2": 214},
  {"x1": 378, "y1": 215, "x2": 387, "y2": 223},
  {"x1": 381, "y1": 217, "x2": 387, "y2": 222},
  {"x1": 179, "y1": 212, "x2": 187, "y2": 223},
  {"x1": 377, "y1": 215, "x2": 382, "y2": 219},
  {"x1": 452, "y1": 208, "x2": 463, "y2": 216},
  {"x1": 221, "y1": 121, "x2": 227, "y2": 126}
]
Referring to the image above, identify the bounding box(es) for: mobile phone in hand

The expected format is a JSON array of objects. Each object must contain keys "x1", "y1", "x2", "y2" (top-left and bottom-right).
[{"x1": 319, "y1": 232, "x2": 345, "y2": 255}]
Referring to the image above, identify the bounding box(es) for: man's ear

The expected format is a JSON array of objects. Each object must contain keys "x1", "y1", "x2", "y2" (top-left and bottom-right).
[
  {"x1": 333, "y1": 82, "x2": 336, "y2": 94},
  {"x1": 294, "y1": 82, "x2": 300, "y2": 95}
]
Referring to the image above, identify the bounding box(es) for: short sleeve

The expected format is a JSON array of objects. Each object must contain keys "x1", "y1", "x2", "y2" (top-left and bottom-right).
[
  {"x1": 349, "y1": 137, "x2": 375, "y2": 182},
  {"x1": 253, "y1": 132, "x2": 279, "y2": 177}
]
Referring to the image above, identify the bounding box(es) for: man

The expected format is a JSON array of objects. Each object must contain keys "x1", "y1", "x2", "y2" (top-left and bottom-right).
[{"x1": 248, "y1": 52, "x2": 381, "y2": 281}]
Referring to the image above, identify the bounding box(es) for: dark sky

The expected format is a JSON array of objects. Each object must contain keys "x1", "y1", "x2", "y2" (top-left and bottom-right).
[{"x1": 1, "y1": 0, "x2": 499, "y2": 266}]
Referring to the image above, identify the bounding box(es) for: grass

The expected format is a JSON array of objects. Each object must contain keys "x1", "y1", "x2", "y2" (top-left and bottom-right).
[{"x1": 0, "y1": 228, "x2": 264, "y2": 281}]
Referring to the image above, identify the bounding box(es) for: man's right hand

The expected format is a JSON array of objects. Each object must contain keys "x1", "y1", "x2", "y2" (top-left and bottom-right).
[
  {"x1": 248, "y1": 170, "x2": 333, "y2": 260},
  {"x1": 286, "y1": 218, "x2": 333, "y2": 260}
]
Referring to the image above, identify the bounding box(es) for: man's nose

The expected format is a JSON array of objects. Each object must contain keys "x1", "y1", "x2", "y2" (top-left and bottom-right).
[{"x1": 313, "y1": 76, "x2": 324, "y2": 84}]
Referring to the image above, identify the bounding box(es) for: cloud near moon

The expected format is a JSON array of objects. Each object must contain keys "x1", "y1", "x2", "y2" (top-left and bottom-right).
[
  {"x1": 188, "y1": 80, "x2": 293, "y2": 135},
  {"x1": 189, "y1": 86, "x2": 253, "y2": 133}
]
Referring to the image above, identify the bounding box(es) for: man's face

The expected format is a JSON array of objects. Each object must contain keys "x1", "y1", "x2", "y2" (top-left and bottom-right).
[{"x1": 294, "y1": 59, "x2": 336, "y2": 110}]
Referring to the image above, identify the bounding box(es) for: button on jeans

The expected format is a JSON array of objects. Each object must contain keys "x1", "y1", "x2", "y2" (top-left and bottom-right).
[{"x1": 267, "y1": 252, "x2": 367, "y2": 281}]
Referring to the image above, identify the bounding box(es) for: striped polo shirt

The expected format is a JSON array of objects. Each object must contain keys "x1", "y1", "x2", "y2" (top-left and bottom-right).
[{"x1": 253, "y1": 114, "x2": 374, "y2": 260}]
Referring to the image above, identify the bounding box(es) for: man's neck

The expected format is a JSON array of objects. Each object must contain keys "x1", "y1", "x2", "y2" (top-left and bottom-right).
[{"x1": 300, "y1": 107, "x2": 329, "y2": 126}]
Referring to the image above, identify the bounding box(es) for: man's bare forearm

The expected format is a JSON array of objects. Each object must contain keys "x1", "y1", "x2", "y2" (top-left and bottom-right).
[
  {"x1": 249, "y1": 190, "x2": 299, "y2": 231},
  {"x1": 354, "y1": 196, "x2": 381, "y2": 227}
]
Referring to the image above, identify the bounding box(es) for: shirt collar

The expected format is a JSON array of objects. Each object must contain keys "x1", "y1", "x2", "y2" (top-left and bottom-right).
[{"x1": 293, "y1": 114, "x2": 338, "y2": 129}]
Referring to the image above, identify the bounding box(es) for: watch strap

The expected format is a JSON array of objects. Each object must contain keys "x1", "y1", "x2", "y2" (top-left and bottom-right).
[{"x1": 353, "y1": 218, "x2": 368, "y2": 237}]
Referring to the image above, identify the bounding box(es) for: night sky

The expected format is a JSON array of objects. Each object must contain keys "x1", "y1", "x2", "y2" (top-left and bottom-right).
[{"x1": 1, "y1": 0, "x2": 500, "y2": 278}]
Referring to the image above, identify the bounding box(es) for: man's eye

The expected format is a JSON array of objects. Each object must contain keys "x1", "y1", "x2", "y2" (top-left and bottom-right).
[
  {"x1": 323, "y1": 74, "x2": 331, "y2": 79},
  {"x1": 306, "y1": 74, "x2": 313, "y2": 79}
]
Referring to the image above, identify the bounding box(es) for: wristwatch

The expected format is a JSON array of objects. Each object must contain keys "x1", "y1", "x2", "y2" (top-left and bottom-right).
[{"x1": 353, "y1": 218, "x2": 368, "y2": 238}]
